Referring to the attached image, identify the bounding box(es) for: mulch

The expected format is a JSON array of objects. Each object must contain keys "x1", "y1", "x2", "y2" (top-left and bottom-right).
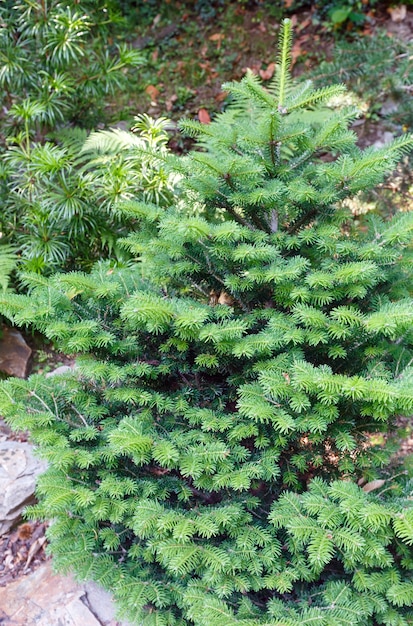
[{"x1": 0, "y1": 520, "x2": 49, "y2": 587}]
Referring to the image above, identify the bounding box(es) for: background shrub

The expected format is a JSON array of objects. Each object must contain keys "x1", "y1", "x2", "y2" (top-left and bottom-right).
[
  {"x1": 1, "y1": 115, "x2": 175, "y2": 273},
  {"x1": 0, "y1": 0, "x2": 144, "y2": 274}
]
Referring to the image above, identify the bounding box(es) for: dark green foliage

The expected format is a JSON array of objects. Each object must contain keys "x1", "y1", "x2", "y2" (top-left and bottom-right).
[
  {"x1": 0, "y1": 0, "x2": 140, "y2": 134},
  {"x1": 0, "y1": 243, "x2": 17, "y2": 290},
  {"x1": 1, "y1": 20, "x2": 413, "y2": 626}
]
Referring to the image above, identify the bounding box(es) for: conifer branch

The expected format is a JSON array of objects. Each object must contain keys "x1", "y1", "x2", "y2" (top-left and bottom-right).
[{"x1": 276, "y1": 19, "x2": 293, "y2": 108}]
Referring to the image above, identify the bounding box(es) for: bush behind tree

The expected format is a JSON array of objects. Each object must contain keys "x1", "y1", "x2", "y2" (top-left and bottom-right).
[
  {"x1": 0, "y1": 0, "x2": 144, "y2": 273},
  {"x1": 1, "y1": 115, "x2": 175, "y2": 273},
  {"x1": 1, "y1": 20, "x2": 413, "y2": 626}
]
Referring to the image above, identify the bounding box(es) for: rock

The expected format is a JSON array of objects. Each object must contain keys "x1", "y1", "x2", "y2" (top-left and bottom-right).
[
  {"x1": 0, "y1": 326, "x2": 32, "y2": 378},
  {"x1": 0, "y1": 562, "x2": 100, "y2": 625},
  {"x1": 0, "y1": 418, "x2": 12, "y2": 442},
  {"x1": 45, "y1": 364, "x2": 76, "y2": 378},
  {"x1": 372, "y1": 131, "x2": 394, "y2": 150},
  {"x1": 0, "y1": 442, "x2": 47, "y2": 536},
  {"x1": 131, "y1": 34, "x2": 153, "y2": 49},
  {"x1": 0, "y1": 561, "x2": 133, "y2": 625},
  {"x1": 131, "y1": 23, "x2": 178, "y2": 49},
  {"x1": 380, "y1": 98, "x2": 399, "y2": 117},
  {"x1": 84, "y1": 582, "x2": 133, "y2": 626},
  {"x1": 111, "y1": 120, "x2": 129, "y2": 132}
]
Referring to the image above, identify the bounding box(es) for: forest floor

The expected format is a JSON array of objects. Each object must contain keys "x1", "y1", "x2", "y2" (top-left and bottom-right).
[{"x1": 114, "y1": 3, "x2": 412, "y2": 145}]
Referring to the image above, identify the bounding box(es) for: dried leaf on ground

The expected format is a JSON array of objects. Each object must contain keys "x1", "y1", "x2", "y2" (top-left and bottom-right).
[
  {"x1": 259, "y1": 62, "x2": 276, "y2": 80},
  {"x1": 166, "y1": 94, "x2": 178, "y2": 111},
  {"x1": 145, "y1": 85, "x2": 160, "y2": 103},
  {"x1": 362, "y1": 479, "x2": 386, "y2": 493},
  {"x1": 291, "y1": 35, "x2": 310, "y2": 66},
  {"x1": 198, "y1": 108, "x2": 211, "y2": 124},
  {"x1": 215, "y1": 91, "x2": 228, "y2": 103},
  {"x1": 0, "y1": 521, "x2": 48, "y2": 587},
  {"x1": 209, "y1": 33, "x2": 225, "y2": 50}
]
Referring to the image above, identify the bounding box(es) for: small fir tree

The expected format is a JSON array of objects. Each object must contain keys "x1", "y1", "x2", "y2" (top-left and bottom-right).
[{"x1": 1, "y1": 20, "x2": 413, "y2": 626}]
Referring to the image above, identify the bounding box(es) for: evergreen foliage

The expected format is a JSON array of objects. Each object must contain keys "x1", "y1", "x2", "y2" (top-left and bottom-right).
[
  {"x1": 0, "y1": 0, "x2": 140, "y2": 134},
  {"x1": 0, "y1": 243, "x2": 16, "y2": 290},
  {"x1": 1, "y1": 20, "x2": 413, "y2": 626},
  {"x1": 312, "y1": 30, "x2": 413, "y2": 131},
  {"x1": 1, "y1": 115, "x2": 174, "y2": 272},
  {"x1": 0, "y1": 0, "x2": 144, "y2": 272}
]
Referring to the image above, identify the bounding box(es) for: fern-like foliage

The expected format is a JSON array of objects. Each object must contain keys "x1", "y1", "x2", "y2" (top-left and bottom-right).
[
  {"x1": 1, "y1": 115, "x2": 176, "y2": 273},
  {"x1": 0, "y1": 244, "x2": 17, "y2": 290}
]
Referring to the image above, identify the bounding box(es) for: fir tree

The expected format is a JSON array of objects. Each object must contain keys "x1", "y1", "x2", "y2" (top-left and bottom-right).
[{"x1": 1, "y1": 20, "x2": 413, "y2": 626}]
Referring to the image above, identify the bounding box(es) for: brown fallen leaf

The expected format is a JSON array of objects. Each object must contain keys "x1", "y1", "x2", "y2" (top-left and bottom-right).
[
  {"x1": 23, "y1": 537, "x2": 46, "y2": 572},
  {"x1": 292, "y1": 34, "x2": 310, "y2": 66},
  {"x1": 215, "y1": 91, "x2": 229, "y2": 103},
  {"x1": 209, "y1": 33, "x2": 225, "y2": 50},
  {"x1": 145, "y1": 84, "x2": 160, "y2": 103},
  {"x1": 198, "y1": 108, "x2": 211, "y2": 124},
  {"x1": 296, "y1": 17, "x2": 312, "y2": 32},
  {"x1": 291, "y1": 41, "x2": 303, "y2": 67},
  {"x1": 259, "y1": 62, "x2": 276, "y2": 81},
  {"x1": 242, "y1": 63, "x2": 262, "y2": 76},
  {"x1": 362, "y1": 479, "x2": 386, "y2": 493},
  {"x1": 165, "y1": 94, "x2": 178, "y2": 112},
  {"x1": 218, "y1": 291, "x2": 235, "y2": 306},
  {"x1": 209, "y1": 33, "x2": 224, "y2": 41}
]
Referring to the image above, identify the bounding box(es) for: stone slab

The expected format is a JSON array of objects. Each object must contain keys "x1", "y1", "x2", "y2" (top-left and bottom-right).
[
  {"x1": 0, "y1": 561, "x2": 133, "y2": 625},
  {"x1": 0, "y1": 442, "x2": 47, "y2": 536}
]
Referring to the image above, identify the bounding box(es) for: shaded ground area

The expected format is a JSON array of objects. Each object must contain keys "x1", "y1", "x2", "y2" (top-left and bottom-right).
[
  {"x1": 119, "y1": 4, "x2": 412, "y2": 130},
  {"x1": 0, "y1": 520, "x2": 48, "y2": 588}
]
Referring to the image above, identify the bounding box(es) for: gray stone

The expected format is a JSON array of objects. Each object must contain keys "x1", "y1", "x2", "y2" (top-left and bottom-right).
[
  {"x1": 372, "y1": 131, "x2": 394, "y2": 150},
  {"x1": 0, "y1": 326, "x2": 32, "y2": 378},
  {"x1": 0, "y1": 562, "x2": 99, "y2": 625},
  {"x1": 45, "y1": 364, "x2": 76, "y2": 378},
  {"x1": 0, "y1": 561, "x2": 133, "y2": 625},
  {"x1": 111, "y1": 120, "x2": 129, "y2": 132},
  {"x1": 84, "y1": 581, "x2": 134, "y2": 626},
  {"x1": 380, "y1": 98, "x2": 399, "y2": 117},
  {"x1": 0, "y1": 442, "x2": 47, "y2": 536}
]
